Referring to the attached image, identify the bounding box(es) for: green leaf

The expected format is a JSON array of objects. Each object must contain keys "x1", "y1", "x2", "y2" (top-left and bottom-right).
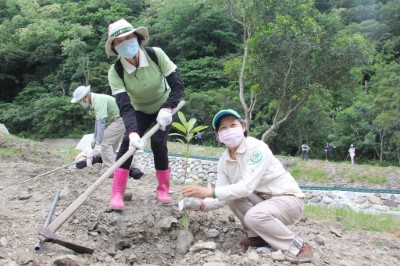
[
  {"x1": 178, "y1": 111, "x2": 187, "y2": 124},
  {"x1": 172, "y1": 122, "x2": 187, "y2": 134}
]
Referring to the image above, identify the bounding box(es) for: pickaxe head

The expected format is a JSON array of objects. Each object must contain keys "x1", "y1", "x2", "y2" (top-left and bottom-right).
[{"x1": 38, "y1": 227, "x2": 94, "y2": 254}]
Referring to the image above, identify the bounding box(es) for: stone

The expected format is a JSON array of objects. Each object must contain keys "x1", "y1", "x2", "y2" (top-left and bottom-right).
[
  {"x1": 52, "y1": 255, "x2": 84, "y2": 266},
  {"x1": 205, "y1": 228, "x2": 220, "y2": 238},
  {"x1": 177, "y1": 230, "x2": 193, "y2": 254},
  {"x1": 383, "y1": 200, "x2": 398, "y2": 207},
  {"x1": 189, "y1": 241, "x2": 217, "y2": 252},
  {"x1": 367, "y1": 194, "x2": 382, "y2": 204},
  {"x1": 157, "y1": 216, "x2": 178, "y2": 231}
]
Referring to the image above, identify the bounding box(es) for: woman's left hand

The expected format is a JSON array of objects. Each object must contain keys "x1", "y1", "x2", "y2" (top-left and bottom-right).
[{"x1": 182, "y1": 185, "x2": 212, "y2": 199}]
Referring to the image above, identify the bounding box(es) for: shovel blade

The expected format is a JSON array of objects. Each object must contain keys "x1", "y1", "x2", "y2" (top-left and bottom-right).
[{"x1": 38, "y1": 227, "x2": 94, "y2": 254}]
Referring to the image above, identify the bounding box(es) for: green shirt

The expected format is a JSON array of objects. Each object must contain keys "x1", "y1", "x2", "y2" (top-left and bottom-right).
[
  {"x1": 91, "y1": 93, "x2": 120, "y2": 124},
  {"x1": 108, "y1": 47, "x2": 177, "y2": 114}
]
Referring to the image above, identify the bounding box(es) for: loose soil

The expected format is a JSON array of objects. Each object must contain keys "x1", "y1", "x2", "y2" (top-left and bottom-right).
[{"x1": 0, "y1": 136, "x2": 399, "y2": 265}]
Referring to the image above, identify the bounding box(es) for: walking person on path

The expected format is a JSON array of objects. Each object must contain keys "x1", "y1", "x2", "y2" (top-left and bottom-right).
[
  {"x1": 301, "y1": 143, "x2": 310, "y2": 161},
  {"x1": 348, "y1": 144, "x2": 356, "y2": 164}
]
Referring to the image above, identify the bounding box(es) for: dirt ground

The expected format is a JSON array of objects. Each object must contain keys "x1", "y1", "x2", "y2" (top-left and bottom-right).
[{"x1": 0, "y1": 136, "x2": 400, "y2": 266}]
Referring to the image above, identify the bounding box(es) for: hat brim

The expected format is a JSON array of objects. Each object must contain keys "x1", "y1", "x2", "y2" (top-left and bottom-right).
[
  {"x1": 105, "y1": 26, "x2": 149, "y2": 56},
  {"x1": 212, "y1": 110, "x2": 242, "y2": 130},
  {"x1": 71, "y1": 86, "x2": 90, "y2": 103}
]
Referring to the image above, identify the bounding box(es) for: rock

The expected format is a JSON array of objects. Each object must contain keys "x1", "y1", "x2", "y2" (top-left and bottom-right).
[
  {"x1": 271, "y1": 250, "x2": 285, "y2": 261},
  {"x1": 313, "y1": 235, "x2": 325, "y2": 245},
  {"x1": 329, "y1": 227, "x2": 342, "y2": 237},
  {"x1": 157, "y1": 216, "x2": 178, "y2": 231},
  {"x1": 189, "y1": 241, "x2": 217, "y2": 252},
  {"x1": 256, "y1": 247, "x2": 272, "y2": 254},
  {"x1": 205, "y1": 228, "x2": 220, "y2": 238},
  {"x1": 177, "y1": 230, "x2": 193, "y2": 254},
  {"x1": 53, "y1": 255, "x2": 84, "y2": 266},
  {"x1": 367, "y1": 194, "x2": 382, "y2": 204},
  {"x1": 246, "y1": 250, "x2": 260, "y2": 262},
  {"x1": 383, "y1": 200, "x2": 398, "y2": 207},
  {"x1": 123, "y1": 192, "x2": 133, "y2": 201}
]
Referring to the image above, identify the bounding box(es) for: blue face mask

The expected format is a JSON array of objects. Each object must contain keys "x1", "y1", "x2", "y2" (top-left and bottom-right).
[{"x1": 115, "y1": 38, "x2": 139, "y2": 59}]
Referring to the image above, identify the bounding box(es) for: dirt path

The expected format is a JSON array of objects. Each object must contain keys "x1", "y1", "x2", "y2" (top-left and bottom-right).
[{"x1": 0, "y1": 137, "x2": 399, "y2": 265}]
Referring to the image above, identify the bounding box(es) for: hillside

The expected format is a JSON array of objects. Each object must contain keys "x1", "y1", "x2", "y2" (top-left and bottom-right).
[{"x1": 0, "y1": 135, "x2": 399, "y2": 265}]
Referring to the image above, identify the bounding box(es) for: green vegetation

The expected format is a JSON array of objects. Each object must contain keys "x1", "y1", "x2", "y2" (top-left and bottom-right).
[
  {"x1": 304, "y1": 204, "x2": 400, "y2": 237},
  {"x1": 0, "y1": 0, "x2": 398, "y2": 166},
  {"x1": 170, "y1": 111, "x2": 208, "y2": 230},
  {"x1": 291, "y1": 167, "x2": 334, "y2": 183}
]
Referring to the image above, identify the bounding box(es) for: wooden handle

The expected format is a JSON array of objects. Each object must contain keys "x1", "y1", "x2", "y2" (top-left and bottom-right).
[{"x1": 47, "y1": 101, "x2": 185, "y2": 233}]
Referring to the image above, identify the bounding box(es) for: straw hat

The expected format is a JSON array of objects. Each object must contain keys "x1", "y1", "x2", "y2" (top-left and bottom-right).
[{"x1": 105, "y1": 19, "x2": 149, "y2": 56}]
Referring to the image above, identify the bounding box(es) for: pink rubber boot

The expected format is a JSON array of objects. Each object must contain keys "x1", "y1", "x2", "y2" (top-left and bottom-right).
[
  {"x1": 156, "y1": 168, "x2": 171, "y2": 202},
  {"x1": 109, "y1": 168, "x2": 129, "y2": 210}
]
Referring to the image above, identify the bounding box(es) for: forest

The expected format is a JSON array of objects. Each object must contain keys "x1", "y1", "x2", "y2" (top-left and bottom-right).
[{"x1": 0, "y1": 0, "x2": 399, "y2": 165}]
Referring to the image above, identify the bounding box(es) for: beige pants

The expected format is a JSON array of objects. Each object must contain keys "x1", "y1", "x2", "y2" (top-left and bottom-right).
[
  {"x1": 101, "y1": 117, "x2": 125, "y2": 170},
  {"x1": 227, "y1": 194, "x2": 304, "y2": 255}
]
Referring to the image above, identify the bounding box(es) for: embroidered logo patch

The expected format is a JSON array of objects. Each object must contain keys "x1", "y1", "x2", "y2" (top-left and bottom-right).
[{"x1": 250, "y1": 151, "x2": 262, "y2": 163}]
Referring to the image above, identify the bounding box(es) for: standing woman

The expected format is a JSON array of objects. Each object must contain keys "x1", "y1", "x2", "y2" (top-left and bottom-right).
[{"x1": 105, "y1": 19, "x2": 185, "y2": 209}]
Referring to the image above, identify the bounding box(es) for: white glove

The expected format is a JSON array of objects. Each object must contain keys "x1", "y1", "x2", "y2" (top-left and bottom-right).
[
  {"x1": 156, "y1": 108, "x2": 173, "y2": 131},
  {"x1": 92, "y1": 144, "x2": 102, "y2": 157},
  {"x1": 178, "y1": 198, "x2": 203, "y2": 211},
  {"x1": 129, "y1": 132, "x2": 145, "y2": 150},
  {"x1": 91, "y1": 139, "x2": 96, "y2": 149}
]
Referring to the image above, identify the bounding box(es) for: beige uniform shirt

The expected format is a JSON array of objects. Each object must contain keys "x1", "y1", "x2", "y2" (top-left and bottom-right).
[{"x1": 204, "y1": 136, "x2": 304, "y2": 210}]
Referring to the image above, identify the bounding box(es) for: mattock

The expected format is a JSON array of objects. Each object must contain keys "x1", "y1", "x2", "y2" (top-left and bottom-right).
[{"x1": 37, "y1": 101, "x2": 185, "y2": 254}]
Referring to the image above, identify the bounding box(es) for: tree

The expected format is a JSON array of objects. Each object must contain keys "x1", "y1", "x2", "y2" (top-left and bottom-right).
[{"x1": 249, "y1": 1, "x2": 371, "y2": 142}]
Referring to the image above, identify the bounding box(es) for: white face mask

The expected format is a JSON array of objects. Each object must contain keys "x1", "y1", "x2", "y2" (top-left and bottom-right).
[
  {"x1": 80, "y1": 100, "x2": 90, "y2": 109},
  {"x1": 218, "y1": 127, "x2": 245, "y2": 148}
]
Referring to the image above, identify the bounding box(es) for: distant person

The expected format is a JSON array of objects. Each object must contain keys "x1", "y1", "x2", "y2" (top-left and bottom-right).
[
  {"x1": 74, "y1": 147, "x2": 144, "y2": 179},
  {"x1": 348, "y1": 144, "x2": 356, "y2": 164},
  {"x1": 75, "y1": 148, "x2": 102, "y2": 169},
  {"x1": 71, "y1": 85, "x2": 144, "y2": 178},
  {"x1": 181, "y1": 109, "x2": 313, "y2": 264},
  {"x1": 324, "y1": 143, "x2": 332, "y2": 161},
  {"x1": 196, "y1": 132, "x2": 203, "y2": 145},
  {"x1": 301, "y1": 143, "x2": 310, "y2": 161}
]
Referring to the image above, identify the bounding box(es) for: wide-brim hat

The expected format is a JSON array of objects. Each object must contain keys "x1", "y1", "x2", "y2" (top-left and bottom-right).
[
  {"x1": 212, "y1": 109, "x2": 242, "y2": 130},
  {"x1": 105, "y1": 19, "x2": 149, "y2": 56},
  {"x1": 71, "y1": 85, "x2": 90, "y2": 103}
]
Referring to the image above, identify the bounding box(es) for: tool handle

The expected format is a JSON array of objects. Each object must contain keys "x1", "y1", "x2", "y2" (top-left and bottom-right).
[
  {"x1": 35, "y1": 189, "x2": 62, "y2": 250},
  {"x1": 22, "y1": 156, "x2": 95, "y2": 184},
  {"x1": 47, "y1": 101, "x2": 185, "y2": 233}
]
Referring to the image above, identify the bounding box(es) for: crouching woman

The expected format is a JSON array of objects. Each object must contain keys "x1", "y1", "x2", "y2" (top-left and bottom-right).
[{"x1": 181, "y1": 109, "x2": 313, "y2": 264}]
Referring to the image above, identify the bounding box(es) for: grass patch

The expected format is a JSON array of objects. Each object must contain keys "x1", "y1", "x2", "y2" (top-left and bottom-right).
[
  {"x1": 0, "y1": 146, "x2": 21, "y2": 156},
  {"x1": 304, "y1": 204, "x2": 400, "y2": 237},
  {"x1": 291, "y1": 167, "x2": 334, "y2": 183},
  {"x1": 345, "y1": 173, "x2": 387, "y2": 184}
]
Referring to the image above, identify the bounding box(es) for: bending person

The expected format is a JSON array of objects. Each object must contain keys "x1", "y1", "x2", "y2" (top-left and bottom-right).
[
  {"x1": 105, "y1": 19, "x2": 184, "y2": 209},
  {"x1": 71, "y1": 85, "x2": 130, "y2": 177}
]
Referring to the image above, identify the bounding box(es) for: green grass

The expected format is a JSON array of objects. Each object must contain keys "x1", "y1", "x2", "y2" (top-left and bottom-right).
[
  {"x1": 291, "y1": 167, "x2": 334, "y2": 183},
  {"x1": 345, "y1": 173, "x2": 387, "y2": 184},
  {"x1": 304, "y1": 204, "x2": 400, "y2": 237},
  {"x1": 0, "y1": 146, "x2": 21, "y2": 156}
]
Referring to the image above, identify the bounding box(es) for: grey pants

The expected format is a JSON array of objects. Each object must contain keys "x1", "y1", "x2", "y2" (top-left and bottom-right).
[
  {"x1": 227, "y1": 194, "x2": 304, "y2": 255},
  {"x1": 101, "y1": 117, "x2": 125, "y2": 170}
]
